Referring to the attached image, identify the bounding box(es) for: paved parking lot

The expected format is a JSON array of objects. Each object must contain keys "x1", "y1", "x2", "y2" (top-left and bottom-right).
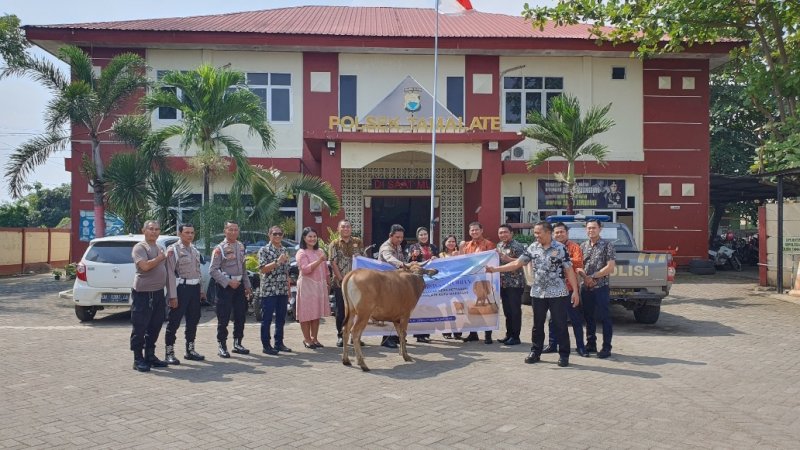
[{"x1": 1, "y1": 269, "x2": 799, "y2": 449}]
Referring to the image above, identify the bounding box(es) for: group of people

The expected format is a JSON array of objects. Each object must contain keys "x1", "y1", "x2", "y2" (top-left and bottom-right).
[
  {"x1": 487, "y1": 219, "x2": 617, "y2": 367},
  {"x1": 127, "y1": 217, "x2": 616, "y2": 373}
]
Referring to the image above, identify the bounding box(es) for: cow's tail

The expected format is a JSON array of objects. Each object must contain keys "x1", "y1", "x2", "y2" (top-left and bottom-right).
[{"x1": 341, "y1": 272, "x2": 353, "y2": 328}]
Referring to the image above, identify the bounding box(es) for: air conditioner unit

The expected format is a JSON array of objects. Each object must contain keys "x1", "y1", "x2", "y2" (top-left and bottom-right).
[{"x1": 510, "y1": 146, "x2": 526, "y2": 160}]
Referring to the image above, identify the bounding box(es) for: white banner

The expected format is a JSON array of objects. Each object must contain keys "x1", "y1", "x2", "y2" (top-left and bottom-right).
[{"x1": 351, "y1": 251, "x2": 501, "y2": 336}]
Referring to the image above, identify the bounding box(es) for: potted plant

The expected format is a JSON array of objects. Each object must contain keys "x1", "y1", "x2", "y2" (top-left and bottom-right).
[
  {"x1": 64, "y1": 263, "x2": 77, "y2": 280},
  {"x1": 52, "y1": 269, "x2": 63, "y2": 281}
]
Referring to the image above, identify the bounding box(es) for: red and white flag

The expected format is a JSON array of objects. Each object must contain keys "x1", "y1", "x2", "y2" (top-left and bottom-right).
[{"x1": 438, "y1": 0, "x2": 474, "y2": 14}]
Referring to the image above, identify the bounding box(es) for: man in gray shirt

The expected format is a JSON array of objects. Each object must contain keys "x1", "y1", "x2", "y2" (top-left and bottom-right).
[{"x1": 130, "y1": 220, "x2": 172, "y2": 372}]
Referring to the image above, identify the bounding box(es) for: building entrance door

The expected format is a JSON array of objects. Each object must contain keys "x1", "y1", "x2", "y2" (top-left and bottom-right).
[{"x1": 371, "y1": 197, "x2": 432, "y2": 249}]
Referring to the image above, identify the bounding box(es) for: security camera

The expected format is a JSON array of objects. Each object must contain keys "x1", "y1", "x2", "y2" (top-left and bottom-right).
[{"x1": 329, "y1": 149, "x2": 335, "y2": 156}]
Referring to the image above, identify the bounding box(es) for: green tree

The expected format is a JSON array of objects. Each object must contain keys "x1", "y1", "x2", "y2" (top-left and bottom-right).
[
  {"x1": 24, "y1": 182, "x2": 71, "y2": 228},
  {"x1": 249, "y1": 167, "x2": 340, "y2": 227},
  {"x1": 105, "y1": 115, "x2": 190, "y2": 234},
  {"x1": 523, "y1": 94, "x2": 615, "y2": 214},
  {"x1": 141, "y1": 64, "x2": 275, "y2": 206},
  {"x1": 0, "y1": 202, "x2": 29, "y2": 227},
  {"x1": 522, "y1": 0, "x2": 799, "y2": 173},
  {"x1": 0, "y1": 14, "x2": 28, "y2": 67},
  {"x1": 1, "y1": 44, "x2": 147, "y2": 238}
]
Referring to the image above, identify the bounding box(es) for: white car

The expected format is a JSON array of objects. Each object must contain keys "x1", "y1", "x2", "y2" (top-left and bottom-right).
[{"x1": 72, "y1": 234, "x2": 209, "y2": 322}]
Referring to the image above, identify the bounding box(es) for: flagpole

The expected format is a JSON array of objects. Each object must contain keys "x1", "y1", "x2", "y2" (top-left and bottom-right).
[{"x1": 429, "y1": 0, "x2": 440, "y2": 238}]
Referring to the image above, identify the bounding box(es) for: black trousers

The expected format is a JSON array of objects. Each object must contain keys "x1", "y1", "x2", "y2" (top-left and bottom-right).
[
  {"x1": 216, "y1": 283, "x2": 247, "y2": 342},
  {"x1": 531, "y1": 295, "x2": 570, "y2": 359},
  {"x1": 165, "y1": 284, "x2": 202, "y2": 346},
  {"x1": 130, "y1": 289, "x2": 166, "y2": 352},
  {"x1": 333, "y1": 286, "x2": 345, "y2": 336},
  {"x1": 500, "y1": 286, "x2": 523, "y2": 340}
]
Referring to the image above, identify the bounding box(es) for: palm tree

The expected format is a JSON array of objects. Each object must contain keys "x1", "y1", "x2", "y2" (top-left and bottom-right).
[
  {"x1": 141, "y1": 64, "x2": 274, "y2": 205},
  {"x1": 105, "y1": 115, "x2": 190, "y2": 234},
  {"x1": 524, "y1": 94, "x2": 615, "y2": 214},
  {"x1": 2, "y1": 45, "x2": 147, "y2": 237},
  {"x1": 250, "y1": 167, "x2": 340, "y2": 229}
]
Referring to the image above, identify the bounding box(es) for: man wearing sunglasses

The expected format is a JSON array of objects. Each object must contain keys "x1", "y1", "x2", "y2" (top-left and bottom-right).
[{"x1": 257, "y1": 226, "x2": 293, "y2": 355}]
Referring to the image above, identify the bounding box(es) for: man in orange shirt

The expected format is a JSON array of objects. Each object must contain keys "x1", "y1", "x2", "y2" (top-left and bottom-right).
[
  {"x1": 545, "y1": 222, "x2": 589, "y2": 357},
  {"x1": 460, "y1": 221, "x2": 496, "y2": 344}
]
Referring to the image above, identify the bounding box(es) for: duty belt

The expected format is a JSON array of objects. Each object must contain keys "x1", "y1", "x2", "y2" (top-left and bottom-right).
[
  {"x1": 228, "y1": 275, "x2": 242, "y2": 281},
  {"x1": 177, "y1": 278, "x2": 200, "y2": 285}
]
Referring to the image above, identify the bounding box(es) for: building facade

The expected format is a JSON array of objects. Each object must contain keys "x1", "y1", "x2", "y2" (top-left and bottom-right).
[{"x1": 24, "y1": 6, "x2": 735, "y2": 264}]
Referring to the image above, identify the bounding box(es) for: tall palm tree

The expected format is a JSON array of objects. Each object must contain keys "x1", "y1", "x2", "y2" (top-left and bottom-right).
[
  {"x1": 524, "y1": 94, "x2": 615, "y2": 214},
  {"x1": 2, "y1": 45, "x2": 147, "y2": 237},
  {"x1": 141, "y1": 64, "x2": 275, "y2": 205}
]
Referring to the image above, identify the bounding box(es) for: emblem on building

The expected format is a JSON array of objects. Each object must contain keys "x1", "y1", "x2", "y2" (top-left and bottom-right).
[{"x1": 403, "y1": 87, "x2": 422, "y2": 112}]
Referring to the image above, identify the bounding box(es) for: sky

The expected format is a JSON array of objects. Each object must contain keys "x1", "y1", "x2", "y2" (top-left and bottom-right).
[{"x1": 0, "y1": 0, "x2": 553, "y2": 204}]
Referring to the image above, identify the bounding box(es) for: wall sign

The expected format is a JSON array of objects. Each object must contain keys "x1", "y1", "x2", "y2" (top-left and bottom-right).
[
  {"x1": 371, "y1": 179, "x2": 431, "y2": 190},
  {"x1": 538, "y1": 179, "x2": 627, "y2": 210}
]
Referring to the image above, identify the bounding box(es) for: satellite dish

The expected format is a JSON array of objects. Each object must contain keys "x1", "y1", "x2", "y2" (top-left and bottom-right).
[{"x1": 512, "y1": 146, "x2": 525, "y2": 158}]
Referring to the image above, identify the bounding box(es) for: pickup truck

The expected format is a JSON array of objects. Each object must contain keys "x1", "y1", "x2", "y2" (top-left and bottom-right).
[{"x1": 560, "y1": 220, "x2": 675, "y2": 324}]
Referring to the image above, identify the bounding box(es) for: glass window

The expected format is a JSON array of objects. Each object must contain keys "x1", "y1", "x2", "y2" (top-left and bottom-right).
[
  {"x1": 247, "y1": 73, "x2": 269, "y2": 85},
  {"x1": 505, "y1": 92, "x2": 522, "y2": 124},
  {"x1": 246, "y1": 72, "x2": 292, "y2": 123},
  {"x1": 271, "y1": 73, "x2": 291, "y2": 86},
  {"x1": 339, "y1": 75, "x2": 357, "y2": 118},
  {"x1": 503, "y1": 197, "x2": 524, "y2": 208},
  {"x1": 84, "y1": 241, "x2": 137, "y2": 264},
  {"x1": 271, "y1": 89, "x2": 290, "y2": 122},
  {"x1": 156, "y1": 70, "x2": 178, "y2": 120},
  {"x1": 503, "y1": 75, "x2": 564, "y2": 125},
  {"x1": 446, "y1": 76, "x2": 464, "y2": 119}
]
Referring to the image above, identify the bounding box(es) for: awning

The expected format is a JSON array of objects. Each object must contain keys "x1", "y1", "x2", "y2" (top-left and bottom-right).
[{"x1": 710, "y1": 173, "x2": 800, "y2": 204}]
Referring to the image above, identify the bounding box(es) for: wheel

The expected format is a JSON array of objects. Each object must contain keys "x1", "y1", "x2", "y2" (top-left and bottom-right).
[
  {"x1": 689, "y1": 258, "x2": 716, "y2": 275},
  {"x1": 75, "y1": 306, "x2": 96, "y2": 322},
  {"x1": 731, "y1": 256, "x2": 743, "y2": 272},
  {"x1": 253, "y1": 297, "x2": 263, "y2": 322},
  {"x1": 633, "y1": 304, "x2": 660, "y2": 324}
]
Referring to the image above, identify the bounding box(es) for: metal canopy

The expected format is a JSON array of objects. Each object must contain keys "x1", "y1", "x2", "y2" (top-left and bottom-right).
[{"x1": 710, "y1": 173, "x2": 800, "y2": 204}]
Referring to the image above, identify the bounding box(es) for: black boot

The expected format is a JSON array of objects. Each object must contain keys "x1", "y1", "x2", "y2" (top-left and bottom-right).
[
  {"x1": 164, "y1": 345, "x2": 180, "y2": 365},
  {"x1": 185, "y1": 341, "x2": 205, "y2": 361},
  {"x1": 232, "y1": 338, "x2": 250, "y2": 355},
  {"x1": 145, "y1": 349, "x2": 168, "y2": 368},
  {"x1": 218, "y1": 341, "x2": 231, "y2": 358},
  {"x1": 132, "y1": 349, "x2": 150, "y2": 372}
]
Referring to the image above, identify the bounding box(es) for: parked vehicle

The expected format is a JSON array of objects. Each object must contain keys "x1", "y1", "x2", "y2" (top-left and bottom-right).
[
  {"x1": 549, "y1": 215, "x2": 675, "y2": 325},
  {"x1": 709, "y1": 236, "x2": 742, "y2": 271},
  {"x1": 71, "y1": 234, "x2": 210, "y2": 322}
]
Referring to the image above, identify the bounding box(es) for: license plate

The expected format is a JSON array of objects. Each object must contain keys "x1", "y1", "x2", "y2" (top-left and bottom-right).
[
  {"x1": 609, "y1": 289, "x2": 629, "y2": 297},
  {"x1": 101, "y1": 293, "x2": 130, "y2": 304}
]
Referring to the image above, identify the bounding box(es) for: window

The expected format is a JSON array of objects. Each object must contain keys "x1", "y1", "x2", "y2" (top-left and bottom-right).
[
  {"x1": 339, "y1": 75, "x2": 357, "y2": 118},
  {"x1": 446, "y1": 76, "x2": 464, "y2": 119},
  {"x1": 612, "y1": 67, "x2": 626, "y2": 80},
  {"x1": 156, "y1": 70, "x2": 180, "y2": 120},
  {"x1": 503, "y1": 76, "x2": 563, "y2": 125},
  {"x1": 170, "y1": 194, "x2": 202, "y2": 225},
  {"x1": 503, "y1": 196, "x2": 525, "y2": 224},
  {"x1": 247, "y1": 72, "x2": 292, "y2": 123}
]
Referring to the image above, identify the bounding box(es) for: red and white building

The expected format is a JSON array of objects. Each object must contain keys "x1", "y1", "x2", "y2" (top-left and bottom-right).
[{"x1": 24, "y1": 6, "x2": 736, "y2": 264}]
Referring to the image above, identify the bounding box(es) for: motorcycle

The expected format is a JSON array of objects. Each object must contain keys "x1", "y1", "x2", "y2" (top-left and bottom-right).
[
  {"x1": 709, "y1": 237, "x2": 742, "y2": 271},
  {"x1": 250, "y1": 261, "x2": 300, "y2": 322}
]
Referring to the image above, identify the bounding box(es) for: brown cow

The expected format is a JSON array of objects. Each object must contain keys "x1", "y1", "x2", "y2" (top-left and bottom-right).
[{"x1": 341, "y1": 262, "x2": 438, "y2": 371}]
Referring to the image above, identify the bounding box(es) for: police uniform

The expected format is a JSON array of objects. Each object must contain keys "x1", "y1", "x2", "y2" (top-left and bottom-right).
[
  {"x1": 209, "y1": 239, "x2": 251, "y2": 357},
  {"x1": 164, "y1": 240, "x2": 205, "y2": 364},
  {"x1": 130, "y1": 241, "x2": 170, "y2": 372}
]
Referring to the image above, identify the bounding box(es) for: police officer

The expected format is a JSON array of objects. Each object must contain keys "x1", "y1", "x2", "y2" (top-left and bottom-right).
[
  {"x1": 164, "y1": 223, "x2": 206, "y2": 364},
  {"x1": 209, "y1": 220, "x2": 252, "y2": 358},
  {"x1": 130, "y1": 220, "x2": 171, "y2": 372}
]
